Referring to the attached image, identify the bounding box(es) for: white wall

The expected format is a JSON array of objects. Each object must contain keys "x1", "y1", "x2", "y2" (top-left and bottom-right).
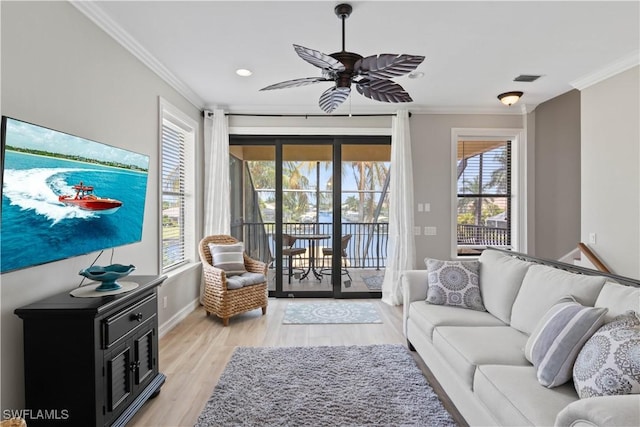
[
  {"x1": 581, "y1": 66, "x2": 640, "y2": 278},
  {"x1": 1, "y1": 1, "x2": 203, "y2": 410}
]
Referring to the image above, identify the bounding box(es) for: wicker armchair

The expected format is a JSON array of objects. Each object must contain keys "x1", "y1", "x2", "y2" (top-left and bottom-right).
[{"x1": 199, "y1": 235, "x2": 268, "y2": 326}]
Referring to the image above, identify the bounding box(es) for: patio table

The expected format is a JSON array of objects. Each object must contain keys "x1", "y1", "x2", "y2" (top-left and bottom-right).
[{"x1": 290, "y1": 234, "x2": 330, "y2": 281}]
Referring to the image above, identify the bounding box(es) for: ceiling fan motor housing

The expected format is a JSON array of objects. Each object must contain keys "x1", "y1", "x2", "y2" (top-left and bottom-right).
[{"x1": 330, "y1": 51, "x2": 363, "y2": 87}]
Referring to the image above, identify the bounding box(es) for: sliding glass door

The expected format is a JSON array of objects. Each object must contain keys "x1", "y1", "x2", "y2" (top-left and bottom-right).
[{"x1": 229, "y1": 135, "x2": 390, "y2": 298}]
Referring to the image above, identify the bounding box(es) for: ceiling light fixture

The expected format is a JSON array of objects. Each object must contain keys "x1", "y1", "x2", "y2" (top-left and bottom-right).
[
  {"x1": 498, "y1": 91, "x2": 523, "y2": 106},
  {"x1": 236, "y1": 68, "x2": 253, "y2": 77}
]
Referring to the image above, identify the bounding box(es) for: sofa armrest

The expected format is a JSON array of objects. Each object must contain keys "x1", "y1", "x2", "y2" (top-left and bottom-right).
[
  {"x1": 402, "y1": 270, "x2": 429, "y2": 338},
  {"x1": 555, "y1": 395, "x2": 640, "y2": 427},
  {"x1": 402, "y1": 270, "x2": 429, "y2": 303}
]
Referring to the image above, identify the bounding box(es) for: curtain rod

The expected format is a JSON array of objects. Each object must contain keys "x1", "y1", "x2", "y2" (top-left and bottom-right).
[{"x1": 203, "y1": 111, "x2": 411, "y2": 118}]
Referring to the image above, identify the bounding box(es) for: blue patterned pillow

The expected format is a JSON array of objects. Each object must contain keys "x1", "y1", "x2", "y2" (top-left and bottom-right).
[
  {"x1": 573, "y1": 311, "x2": 640, "y2": 398},
  {"x1": 424, "y1": 258, "x2": 485, "y2": 311}
]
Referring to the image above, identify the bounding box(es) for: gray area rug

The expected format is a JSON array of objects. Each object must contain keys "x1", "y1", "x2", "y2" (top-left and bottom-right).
[
  {"x1": 362, "y1": 274, "x2": 384, "y2": 291},
  {"x1": 195, "y1": 344, "x2": 458, "y2": 426},
  {"x1": 283, "y1": 302, "x2": 382, "y2": 324}
]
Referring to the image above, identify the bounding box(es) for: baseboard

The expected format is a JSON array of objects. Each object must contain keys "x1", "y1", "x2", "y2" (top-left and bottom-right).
[{"x1": 159, "y1": 298, "x2": 200, "y2": 338}]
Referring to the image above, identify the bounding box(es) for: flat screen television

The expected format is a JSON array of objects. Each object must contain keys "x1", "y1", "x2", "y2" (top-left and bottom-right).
[{"x1": 1, "y1": 116, "x2": 150, "y2": 273}]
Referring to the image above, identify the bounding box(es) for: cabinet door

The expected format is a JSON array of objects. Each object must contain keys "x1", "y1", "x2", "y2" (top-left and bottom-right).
[
  {"x1": 134, "y1": 328, "x2": 156, "y2": 385},
  {"x1": 106, "y1": 344, "x2": 133, "y2": 413}
]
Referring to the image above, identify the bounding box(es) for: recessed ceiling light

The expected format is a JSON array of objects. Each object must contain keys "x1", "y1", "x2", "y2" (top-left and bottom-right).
[
  {"x1": 236, "y1": 68, "x2": 252, "y2": 77},
  {"x1": 408, "y1": 71, "x2": 425, "y2": 79}
]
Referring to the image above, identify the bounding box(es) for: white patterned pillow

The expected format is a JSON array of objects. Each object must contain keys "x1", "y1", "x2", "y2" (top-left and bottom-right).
[
  {"x1": 209, "y1": 242, "x2": 247, "y2": 276},
  {"x1": 424, "y1": 258, "x2": 485, "y2": 311},
  {"x1": 525, "y1": 296, "x2": 608, "y2": 387},
  {"x1": 573, "y1": 311, "x2": 640, "y2": 398}
]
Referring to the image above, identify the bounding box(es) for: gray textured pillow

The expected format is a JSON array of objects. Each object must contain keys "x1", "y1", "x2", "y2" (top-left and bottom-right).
[
  {"x1": 209, "y1": 242, "x2": 247, "y2": 276},
  {"x1": 425, "y1": 258, "x2": 485, "y2": 311},
  {"x1": 525, "y1": 295, "x2": 608, "y2": 388},
  {"x1": 573, "y1": 311, "x2": 640, "y2": 398}
]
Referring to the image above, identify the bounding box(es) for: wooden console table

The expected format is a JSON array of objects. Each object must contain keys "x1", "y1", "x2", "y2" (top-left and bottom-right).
[{"x1": 15, "y1": 275, "x2": 166, "y2": 426}]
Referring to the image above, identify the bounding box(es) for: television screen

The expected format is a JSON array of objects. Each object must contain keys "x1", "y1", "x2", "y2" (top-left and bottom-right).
[{"x1": 1, "y1": 116, "x2": 150, "y2": 273}]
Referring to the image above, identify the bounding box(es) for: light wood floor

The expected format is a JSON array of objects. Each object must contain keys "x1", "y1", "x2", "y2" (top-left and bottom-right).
[{"x1": 128, "y1": 298, "x2": 467, "y2": 427}]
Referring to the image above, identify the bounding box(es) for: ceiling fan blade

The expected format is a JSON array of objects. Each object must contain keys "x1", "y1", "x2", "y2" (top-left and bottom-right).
[
  {"x1": 294, "y1": 44, "x2": 345, "y2": 72},
  {"x1": 355, "y1": 54, "x2": 425, "y2": 79},
  {"x1": 319, "y1": 86, "x2": 351, "y2": 113},
  {"x1": 260, "y1": 77, "x2": 331, "y2": 91},
  {"x1": 356, "y1": 79, "x2": 413, "y2": 103}
]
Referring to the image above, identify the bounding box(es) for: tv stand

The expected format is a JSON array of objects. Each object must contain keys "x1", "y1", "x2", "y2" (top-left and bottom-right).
[{"x1": 15, "y1": 275, "x2": 166, "y2": 427}]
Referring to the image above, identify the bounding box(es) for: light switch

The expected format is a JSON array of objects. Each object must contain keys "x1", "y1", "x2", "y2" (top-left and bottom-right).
[
  {"x1": 414, "y1": 226, "x2": 421, "y2": 236},
  {"x1": 424, "y1": 226, "x2": 437, "y2": 236},
  {"x1": 424, "y1": 203, "x2": 431, "y2": 212},
  {"x1": 417, "y1": 203, "x2": 424, "y2": 212}
]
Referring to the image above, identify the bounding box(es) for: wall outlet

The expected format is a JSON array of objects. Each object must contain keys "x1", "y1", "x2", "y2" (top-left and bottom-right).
[
  {"x1": 163, "y1": 296, "x2": 168, "y2": 309},
  {"x1": 589, "y1": 232, "x2": 597, "y2": 244}
]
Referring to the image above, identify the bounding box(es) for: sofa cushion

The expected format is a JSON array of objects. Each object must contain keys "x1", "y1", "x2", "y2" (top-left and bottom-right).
[
  {"x1": 479, "y1": 249, "x2": 533, "y2": 324},
  {"x1": 209, "y1": 242, "x2": 247, "y2": 276},
  {"x1": 595, "y1": 281, "x2": 640, "y2": 321},
  {"x1": 573, "y1": 311, "x2": 640, "y2": 398},
  {"x1": 425, "y1": 259, "x2": 485, "y2": 311},
  {"x1": 474, "y1": 365, "x2": 578, "y2": 427},
  {"x1": 408, "y1": 301, "x2": 505, "y2": 341},
  {"x1": 510, "y1": 265, "x2": 606, "y2": 335},
  {"x1": 432, "y1": 326, "x2": 530, "y2": 390},
  {"x1": 525, "y1": 296, "x2": 608, "y2": 387}
]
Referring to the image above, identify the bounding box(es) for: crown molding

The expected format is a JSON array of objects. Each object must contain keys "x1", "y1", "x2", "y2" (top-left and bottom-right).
[
  {"x1": 571, "y1": 51, "x2": 640, "y2": 90},
  {"x1": 70, "y1": 1, "x2": 205, "y2": 109}
]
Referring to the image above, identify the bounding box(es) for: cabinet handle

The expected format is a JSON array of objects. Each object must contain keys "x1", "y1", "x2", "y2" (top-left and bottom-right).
[
  {"x1": 130, "y1": 360, "x2": 140, "y2": 372},
  {"x1": 131, "y1": 312, "x2": 144, "y2": 322}
]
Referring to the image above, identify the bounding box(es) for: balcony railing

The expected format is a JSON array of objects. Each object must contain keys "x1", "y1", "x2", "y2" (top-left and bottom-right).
[
  {"x1": 457, "y1": 224, "x2": 509, "y2": 246},
  {"x1": 234, "y1": 222, "x2": 389, "y2": 270}
]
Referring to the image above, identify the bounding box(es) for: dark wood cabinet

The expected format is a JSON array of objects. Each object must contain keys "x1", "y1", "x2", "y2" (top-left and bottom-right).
[{"x1": 15, "y1": 275, "x2": 166, "y2": 427}]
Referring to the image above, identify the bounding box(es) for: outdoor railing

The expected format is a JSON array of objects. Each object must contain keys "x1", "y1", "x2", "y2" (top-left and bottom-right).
[
  {"x1": 457, "y1": 224, "x2": 509, "y2": 246},
  {"x1": 234, "y1": 222, "x2": 389, "y2": 270}
]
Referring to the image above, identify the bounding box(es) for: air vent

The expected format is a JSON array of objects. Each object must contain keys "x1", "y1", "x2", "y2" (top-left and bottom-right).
[{"x1": 513, "y1": 75, "x2": 541, "y2": 82}]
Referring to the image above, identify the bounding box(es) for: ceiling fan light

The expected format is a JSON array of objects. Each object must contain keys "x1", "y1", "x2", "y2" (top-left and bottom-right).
[
  {"x1": 498, "y1": 91, "x2": 523, "y2": 106},
  {"x1": 236, "y1": 68, "x2": 253, "y2": 77}
]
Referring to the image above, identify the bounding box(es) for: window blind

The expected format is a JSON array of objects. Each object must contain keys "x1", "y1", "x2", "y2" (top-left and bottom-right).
[{"x1": 161, "y1": 122, "x2": 186, "y2": 271}]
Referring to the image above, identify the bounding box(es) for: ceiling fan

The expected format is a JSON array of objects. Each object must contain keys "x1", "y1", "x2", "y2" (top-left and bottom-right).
[{"x1": 260, "y1": 3, "x2": 425, "y2": 113}]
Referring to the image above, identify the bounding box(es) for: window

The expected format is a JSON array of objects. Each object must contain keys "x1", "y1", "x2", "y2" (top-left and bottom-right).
[
  {"x1": 451, "y1": 129, "x2": 526, "y2": 258},
  {"x1": 160, "y1": 99, "x2": 196, "y2": 272}
]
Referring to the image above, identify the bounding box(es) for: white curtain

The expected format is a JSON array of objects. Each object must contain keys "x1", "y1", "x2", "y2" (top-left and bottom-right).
[
  {"x1": 382, "y1": 109, "x2": 416, "y2": 305},
  {"x1": 203, "y1": 109, "x2": 231, "y2": 236}
]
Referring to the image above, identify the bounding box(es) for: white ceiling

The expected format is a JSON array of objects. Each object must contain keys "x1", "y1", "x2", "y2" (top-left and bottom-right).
[{"x1": 80, "y1": 1, "x2": 639, "y2": 115}]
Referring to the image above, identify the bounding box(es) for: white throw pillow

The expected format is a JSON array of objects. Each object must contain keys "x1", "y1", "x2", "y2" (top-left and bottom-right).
[
  {"x1": 425, "y1": 258, "x2": 485, "y2": 311},
  {"x1": 209, "y1": 242, "x2": 247, "y2": 276},
  {"x1": 573, "y1": 311, "x2": 640, "y2": 398},
  {"x1": 525, "y1": 296, "x2": 608, "y2": 388}
]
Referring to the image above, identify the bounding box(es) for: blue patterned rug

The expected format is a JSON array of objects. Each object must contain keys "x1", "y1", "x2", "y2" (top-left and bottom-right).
[{"x1": 283, "y1": 302, "x2": 382, "y2": 324}]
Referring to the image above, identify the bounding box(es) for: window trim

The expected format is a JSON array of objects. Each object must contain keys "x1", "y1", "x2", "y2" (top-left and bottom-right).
[
  {"x1": 159, "y1": 98, "x2": 198, "y2": 273},
  {"x1": 450, "y1": 128, "x2": 526, "y2": 259}
]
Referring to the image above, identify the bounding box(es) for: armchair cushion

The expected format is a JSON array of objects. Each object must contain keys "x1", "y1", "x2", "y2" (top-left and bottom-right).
[
  {"x1": 226, "y1": 272, "x2": 267, "y2": 290},
  {"x1": 209, "y1": 242, "x2": 247, "y2": 276}
]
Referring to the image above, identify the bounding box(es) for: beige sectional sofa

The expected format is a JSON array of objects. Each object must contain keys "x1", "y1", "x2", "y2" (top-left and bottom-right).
[{"x1": 403, "y1": 248, "x2": 640, "y2": 427}]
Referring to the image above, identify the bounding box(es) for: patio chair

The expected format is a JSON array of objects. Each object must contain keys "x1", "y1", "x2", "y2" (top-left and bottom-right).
[
  {"x1": 198, "y1": 235, "x2": 268, "y2": 326},
  {"x1": 320, "y1": 234, "x2": 353, "y2": 281},
  {"x1": 283, "y1": 233, "x2": 306, "y2": 283}
]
